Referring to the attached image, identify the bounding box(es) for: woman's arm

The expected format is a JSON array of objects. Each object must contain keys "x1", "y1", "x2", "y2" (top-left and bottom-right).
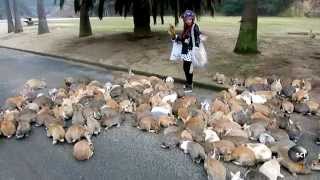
[
  {"x1": 194, "y1": 24, "x2": 201, "y2": 47},
  {"x1": 172, "y1": 34, "x2": 182, "y2": 42}
]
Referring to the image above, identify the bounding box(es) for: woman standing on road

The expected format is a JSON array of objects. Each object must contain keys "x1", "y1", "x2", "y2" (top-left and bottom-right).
[{"x1": 171, "y1": 10, "x2": 201, "y2": 93}]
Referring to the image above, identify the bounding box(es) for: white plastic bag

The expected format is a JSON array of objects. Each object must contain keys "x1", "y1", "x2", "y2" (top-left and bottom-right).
[
  {"x1": 170, "y1": 40, "x2": 182, "y2": 61},
  {"x1": 191, "y1": 24, "x2": 208, "y2": 67}
]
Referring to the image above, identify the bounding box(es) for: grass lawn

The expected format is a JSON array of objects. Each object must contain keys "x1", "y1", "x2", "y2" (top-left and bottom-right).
[
  {"x1": 47, "y1": 16, "x2": 320, "y2": 34},
  {"x1": 0, "y1": 16, "x2": 320, "y2": 88}
]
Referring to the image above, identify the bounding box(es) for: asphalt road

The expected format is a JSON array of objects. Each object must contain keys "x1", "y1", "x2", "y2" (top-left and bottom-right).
[
  {"x1": 0, "y1": 48, "x2": 319, "y2": 180},
  {"x1": 0, "y1": 48, "x2": 208, "y2": 180}
]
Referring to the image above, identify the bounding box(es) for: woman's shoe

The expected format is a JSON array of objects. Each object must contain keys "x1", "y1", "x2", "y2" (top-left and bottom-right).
[
  {"x1": 316, "y1": 137, "x2": 320, "y2": 145},
  {"x1": 184, "y1": 84, "x2": 193, "y2": 93}
]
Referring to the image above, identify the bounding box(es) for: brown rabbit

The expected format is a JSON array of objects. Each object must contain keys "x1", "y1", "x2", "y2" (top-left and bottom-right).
[
  {"x1": 292, "y1": 90, "x2": 309, "y2": 102},
  {"x1": 135, "y1": 111, "x2": 152, "y2": 124},
  {"x1": 73, "y1": 140, "x2": 94, "y2": 161},
  {"x1": 101, "y1": 113, "x2": 123, "y2": 130},
  {"x1": 36, "y1": 106, "x2": 54, "y2": 126},
  {"x1": 61, "y1": 98, "x2": 74, "y2": 119},
  {"x1": 72, "y1": 104, "x2": 86, "y2": 126},
  {"x1": 15, "y1": 121, "x2": 31, "y2": 139},
  {"x1": 224, "y1": 127, "x2": 249, "y2": 139},
  {"x1": 306, "y1": 100, "x2": 319, "y2": 114},
  {"x1": 213, "y1": 73, "x2": 226, "y2": 85},
  {"x1": 231, "y1": 145, "x2": 256, "y2": 166},
  {"x1": 136, "y1": 103, "x2": 151, "y2": 113},
  {"x1": 105, "y1": 97, "x2": 120, "y2": 111},
  {"x1": 25, "y1": 79, "x2": 47, "y2": 90},
  {"x1": 270, "y1": 79, "x2": 282, "y2": 93},
  {"x1": 181, "y1": 96, "x2": 198, "y2": 108},
  {"x1": 205, "y1": 140, "x2": 236, "y2": 162},
  {"x1": 243, "y1": 122, "x2": 266, "y2": 140},
  {"x1": 281, "y1": 100, "x2": 294, "y2": 114},
  {"x1": 251, "y1": 112, "x2": 270, "y2": 122},
  {"x1": 149, "y1": 93, "x2": 162, "y2": 107},
  {"x1": 46, "y1": 123, "x2": 65, "y2": 144},
  {"x1": 52, "y1": 106, "x2": 64, "y2": 120},
  {"x1": 161, "y1": 131, "x2": 181, "y2": 149},
  {"x1": 138, "y1": 116, "x2": 160, "y2": 133},
  {"x1": 228, "y1": 85, "x2": 238, "y2": 97},
  {"x1": 211, "y1": 120, "x2": 242, "y2": 136},
  {"x1": 85, "y1": 117, "x2": 101, "y2": 136},
  {"x1": 159, "y1": 115, "x2": 176, "y2": 127},
  {"x1": 255, "y1": 91, "x2": 275, "y2": 100},
  {"x1": 301, "y1": 79, "x2": 312, "y2": 91},
  {"x1": 44, "y1": 115, "x2": 64, "y2": 129},
  {"x1": 252, "y1": 104, "x2": 271, "y2": 117},
  {"x1": 211, "y1": 99, "x2": 230, "y2": 114},
  {"x1": 154, "y1": 81, "x2": 170, "y2": 92},
  {"x1": 5, "y1": 96, "x2": 25, "y2": 110},
  {"x1": 292, "y1": 79, "x2": 302, "y2": 89},
  {"x1": 222, "y1": 136, "x2": 251, "y2": 147},
  {"x1": 204, "y1": 150, "x2": 227, "y2": 180},
  {"x1": 180, "y1": 130, "x2": 193, "y2": 141},
  {"x1": 216, "y1": 90, "x2": 233, "y2": 103},
  {"x1": 180, "y1": 140, "x2": 207, "y2": 164},
  {"x1": 33, "y1": 95, "x2": 54, "y2": 109},
  {"x1": 0, "y1": 118, "x2": 17, "y2": 138},
  {"x1": 184, "y1": 115, "x2": 205, "y2": 142},
  {"x1": 3, "y1": 110, "x2": 19, "y2": 122},
  {"x1": 178, "y1": 107, "x2": 190, "y2": 124},
  {"x1": 228, "y1": 98, "x2": 244, "y2": 113},
  {"x1": 245, "y1": 77, "x2": 268, "y2": 87},
  {"x1": 296, "y1": 79, "x2": 310, "y2": 90},
  {"x1": 65, "y1": 124, "x2": 91, "y2": 144},
  {"x1": 17, "y1": 108, "x2": 37, "y2": 123}
]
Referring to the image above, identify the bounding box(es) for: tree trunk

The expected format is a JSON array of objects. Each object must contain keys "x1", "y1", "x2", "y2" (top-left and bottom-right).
[
  {"x1": 234, "y1": 0, "x2": 258, "y2": 54},
  {"x1": 133, "y1": 0, "x2": 151, "y2": 37},
  {"x1": 4, "y1": 0, "x2": 15, "y2": 33},
  {"x1": 37, "y1": 0, "x2": 50, "y2": 35},
  {"x1": 79, "y1": 1, "x2": 92, "y2": 37},
  {"x1": 12, "y1": 0, "x2": 23, "y2": 33}
]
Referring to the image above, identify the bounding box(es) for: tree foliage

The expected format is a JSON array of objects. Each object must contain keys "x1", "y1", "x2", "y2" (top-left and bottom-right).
[
  {"x1": 221, "y1": 0, "x2": 294, "y2": 16},
  {"x1": 220, "y1": 0, "x2": 244, "y2": 16},
  {"x1": 98, "y1": 0, "x2": 221, "y2": 25},
  {"x1": 56, "y1": 0, "x2": 95, "y2": 12}
]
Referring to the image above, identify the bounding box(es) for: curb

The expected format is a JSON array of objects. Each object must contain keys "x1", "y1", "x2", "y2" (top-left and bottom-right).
[{"x1": 0, "y1": 45, "x2": 228, "y2": 91}]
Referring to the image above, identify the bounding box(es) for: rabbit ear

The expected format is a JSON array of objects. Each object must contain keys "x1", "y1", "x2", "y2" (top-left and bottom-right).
[
  {"x1": 78, "y1": 103, "x2": 84, "y2": 108},
  {"x1": 243, "y1": 123, "x2": 249, "y2": 129},
  {"x1": 279, "y1": 173, "x2": 284, "y2": 178},
  {"x1": 296, "y1": 123, "x2": 302, "y2": 131},
  {"x1": 212, "y1": 148, "x2": 216, "y2": 157}
]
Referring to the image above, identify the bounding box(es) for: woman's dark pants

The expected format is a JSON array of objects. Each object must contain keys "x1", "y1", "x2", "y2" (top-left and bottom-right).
[{"x1": 183, "y1": 60, "x2": 193, "y2": 86}]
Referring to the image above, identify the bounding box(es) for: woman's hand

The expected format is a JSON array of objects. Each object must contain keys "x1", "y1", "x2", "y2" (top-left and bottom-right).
[{"x1": 200, "y1": 34, "x2": 208, "y2": 42}]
